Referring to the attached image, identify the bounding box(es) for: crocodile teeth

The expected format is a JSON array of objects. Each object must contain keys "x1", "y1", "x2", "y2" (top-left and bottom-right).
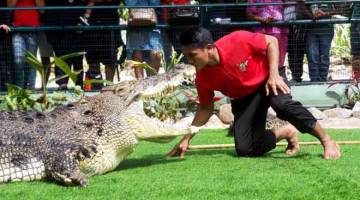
[{"x1": 142, "y1": 76, "x2": 184, "y2": 97}]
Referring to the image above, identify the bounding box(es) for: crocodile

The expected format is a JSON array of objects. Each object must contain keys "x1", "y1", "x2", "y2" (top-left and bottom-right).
[
  {"x1": 0, "y1": 65, "x2": 290, "y2": 186},
  {"x1": 0, "y1": 65, "x2": 196, "y2": 186}
]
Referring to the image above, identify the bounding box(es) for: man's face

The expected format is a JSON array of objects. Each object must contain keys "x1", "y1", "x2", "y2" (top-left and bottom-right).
[{"x1": 182, "y1": 45, "x2": 210, "y2": 71}]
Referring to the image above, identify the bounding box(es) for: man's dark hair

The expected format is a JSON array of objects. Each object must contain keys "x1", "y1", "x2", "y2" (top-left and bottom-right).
[{"x1": 179, "y1": 26, "x2": 214, "y2": 48}]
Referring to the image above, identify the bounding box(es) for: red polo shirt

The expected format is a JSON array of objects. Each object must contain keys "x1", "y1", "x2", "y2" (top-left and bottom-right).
[
  {"x1": 160, "y1": 0, "x2": 190, "y2": 22},
  {"x1": 196, "y1": 31, "x2": 269, "y2": 107},
  {"x1": 161, "y1": 0, "x2": 189, "y2": 4},
  {"x1": 13, "y1": 0, "x2": 40, "y2": 27}
]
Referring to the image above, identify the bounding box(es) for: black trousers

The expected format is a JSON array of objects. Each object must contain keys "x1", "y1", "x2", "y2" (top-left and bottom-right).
[
  {"x1": 288, "y1": 25, "x2": 307, "y2": 82},
  {"x1": 0, "y1": 33, "x2": 13, "y2": 91},
  {"x1": 351, "y1": 23, "x2": 360, "y2": 56},
  {"x1": 231, "y1": 69, "x2": 317, "y2": 157}
]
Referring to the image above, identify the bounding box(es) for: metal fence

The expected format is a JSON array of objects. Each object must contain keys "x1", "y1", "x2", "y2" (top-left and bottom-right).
[{"x1": 0, "y1": 0, "x2": 359, "y2": 91}]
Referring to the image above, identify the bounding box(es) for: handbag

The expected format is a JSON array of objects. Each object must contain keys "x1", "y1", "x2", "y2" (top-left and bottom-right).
[
  {"x1": 128, "y1": 8, "x2": 157, "y2": 26},
  {"x1": 168, "y1": 8, "x2": 199, "y2": 25}
]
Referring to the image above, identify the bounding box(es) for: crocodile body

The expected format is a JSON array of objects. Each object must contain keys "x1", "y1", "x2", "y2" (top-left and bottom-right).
[{"x1": 0, "y1": 67, "x2": 192, "y2": 186}]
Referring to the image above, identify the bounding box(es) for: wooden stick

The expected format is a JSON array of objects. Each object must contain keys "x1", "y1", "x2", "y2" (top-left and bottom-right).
[{"x1": 188, "y1": 141, "x2": 360, "y2": 150}]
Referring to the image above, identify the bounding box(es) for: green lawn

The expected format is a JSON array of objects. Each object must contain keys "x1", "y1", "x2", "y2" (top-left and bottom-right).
[{"x1": 2, "y1": 129, "x2": 360, "y2": 200}]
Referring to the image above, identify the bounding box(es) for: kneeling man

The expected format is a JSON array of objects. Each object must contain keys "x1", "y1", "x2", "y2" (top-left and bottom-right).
[{"x1": 167, "y1": 27, "x2": 340, "y2": 160}]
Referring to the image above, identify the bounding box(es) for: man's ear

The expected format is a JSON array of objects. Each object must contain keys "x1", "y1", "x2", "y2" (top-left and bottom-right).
[
  {"x1": 205, "y1": 44, "x2": 215, "y2": 50},
  {"x1": 205, "y1": 44, "x2": 216, "y2": 57}
]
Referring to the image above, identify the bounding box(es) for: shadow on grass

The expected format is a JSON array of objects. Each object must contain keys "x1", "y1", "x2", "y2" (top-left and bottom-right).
[
  {"x1": 115, "y1": 150, "x2": 236, "y2": 172},
  {"x1": 116, "y1": 149, "x2": 321, "y2": 172},
  {"x1": 267, "y1": 151, "x2": 313, "y2": 159},
  {"x1": 186, "y1": 149, "x2": 236, "y2": 157},
  {"x1": 115, "y1": 154, "x2": 183, "y2": 171},
  {"x1": 187, "y1": 148, "x2": 318, "y2": 159}
]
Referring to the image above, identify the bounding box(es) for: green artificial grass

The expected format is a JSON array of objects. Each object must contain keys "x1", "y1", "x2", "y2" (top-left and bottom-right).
[{"x1": 1, "y1": 129, "x2": 360, "y2": 200}]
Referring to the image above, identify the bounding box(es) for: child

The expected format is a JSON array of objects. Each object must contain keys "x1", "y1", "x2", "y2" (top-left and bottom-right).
[{"x1": 0, "y1": 24, "x2": 10, "y2": 33}]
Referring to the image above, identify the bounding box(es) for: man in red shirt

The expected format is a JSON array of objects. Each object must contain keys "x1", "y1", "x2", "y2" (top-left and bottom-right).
[{"x1": 167, "y1": 27, "x2": 340, "y2": 160}]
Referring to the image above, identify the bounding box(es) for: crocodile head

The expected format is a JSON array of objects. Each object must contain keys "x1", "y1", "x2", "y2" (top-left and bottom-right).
[{"x1": 76, "y1": 65, "x2": 196, "y2": 177}]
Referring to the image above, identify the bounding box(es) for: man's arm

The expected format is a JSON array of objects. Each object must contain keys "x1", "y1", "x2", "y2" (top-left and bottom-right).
[
  {"x1": 36, "y1": 0, "x2": 45, "y2": 7},
  {"x1": 247, "y1": 12, "x2": 275, "y2": 24},
  {"x1": 310, "y1": 2, "x2": 340, "y2": 19},
  {"x1": 183, "y1": 104, "x2": 214, "y2": 140},
  {"x1": 36, "y1": 0, "x2": 45, "y2": 14},
  {"x1": 264, "y1": 35, "x2": 290, "y2": 96},
  {"x1": 167, "y1": 104, "x2": 214, "y2": 159},
  {"x1": 296, "y1": 0, "x2": 314, "y2": 19},
  {"x1": 192, "y1": 105, "x2": 214, "y2": 127},
  {"x1": 7, "y1": 0, "x2": 17, "y2": 7},
  {"x1": 7, "y1": 0, "x2": 44, "y2": 7},
  {"x1": 265, "y1": 35, "x2": 280, "y2": 79},
  {"x1": 0, "y1": 24, "x2": 11, "y2": 33}
]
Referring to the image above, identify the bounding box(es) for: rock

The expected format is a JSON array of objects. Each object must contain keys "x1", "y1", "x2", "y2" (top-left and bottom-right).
[
  {"x1": 308, "y1": 107, "x2": 328, "y2": 120},
  {"x1": 203, "y1": 114, "x2": 229, "y2": 129},
  {"x1": 318, "y1": 117, "x2": 360, "y2": 128},
  {"x1": 267, "y1": 107, "x2": 277, "y2": 118},
  {"x1": 331, "y1": 57, "x2": 343, "y2": 65},
  {"x1": 353, "y1": 102, "x2": 360, "y2": 119},
  {"x1": 353, "y1": 111, "x2": 360, "y2": 119},
  {"x1": 217, "y1": 104, "x2": 233, "y2": 124},
  {"x1": 217, "y1": 104, "x2": 278, "y2": 124},
  {"x1": 352, "y1": 102, "x2": 360, "y2": 112},
  {"x1": 323, "y1": 108, "x2": 353, "y2": 118}
]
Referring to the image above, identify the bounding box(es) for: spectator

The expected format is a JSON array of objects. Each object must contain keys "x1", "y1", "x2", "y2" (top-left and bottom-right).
[
  {"x1": 126, "y1": 0, "x2": 162, "y2": 79},
  {"x1": 351, "y1": 2, "x2": 360, "y2": 81},
  {"x1": 0, "y1": 1, "x2": 13, "y2": 91},
  {"x1": 287, "y1": 0, "x2": 312, "y2": 82},
  {"x1": 85, "y1": 0, "x2": 124, "y2": 85},
  {"x1": 247, "y1": 0, "x2": 288, "y2": 69},
  {"x1": 161, "y1": 0, "x2": 191, "y2": 65},
  {"x1": 43, "y1": 0, "x2": 87, "y2": 89},
  {"x1": 8, "y1": 0, "x2": 44, "y2": 89},
  {"x1": 306, "y1": 0, "x2": 337, "y2": 82}
]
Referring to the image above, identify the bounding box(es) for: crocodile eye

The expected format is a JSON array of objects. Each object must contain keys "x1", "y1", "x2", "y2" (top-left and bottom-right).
[
  {"x1": 35, "y1": 112, "x2": 46, "y2": 120},
  {"x1": 83, "y1": 110, "x2": 92, "y2": 116},
  {"x1": 67, "y1": 104, "x2": 75, "y2": 110},
  {"x1": 23, "y1": 116, "x2": 34, "y2": 124}
]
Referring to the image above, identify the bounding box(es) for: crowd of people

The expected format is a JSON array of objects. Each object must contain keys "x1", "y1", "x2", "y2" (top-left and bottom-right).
[{"x1": 0, "y1": 0, "x2": 359, "y2": 91}]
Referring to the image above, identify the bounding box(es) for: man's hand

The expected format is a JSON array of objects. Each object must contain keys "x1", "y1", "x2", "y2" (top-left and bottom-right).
[
  {"x1": 313, "y1": 10, "x2": 329, "y2": 19},
  {"x1": 167, "y1": 125, "x2": 200, "y2": 159},
  {"x1": 166, "y1": 135, "x2": 192, "y2": 159},
  {"x1": 259, "y1": 16, "x2": 275, "y2": 25},
  {"x1": 0, "y1": 25, "x2": 10, "y2": 33},
  {"x1": 265, "y1": 74, "x2": 290, "y2": 96}
]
